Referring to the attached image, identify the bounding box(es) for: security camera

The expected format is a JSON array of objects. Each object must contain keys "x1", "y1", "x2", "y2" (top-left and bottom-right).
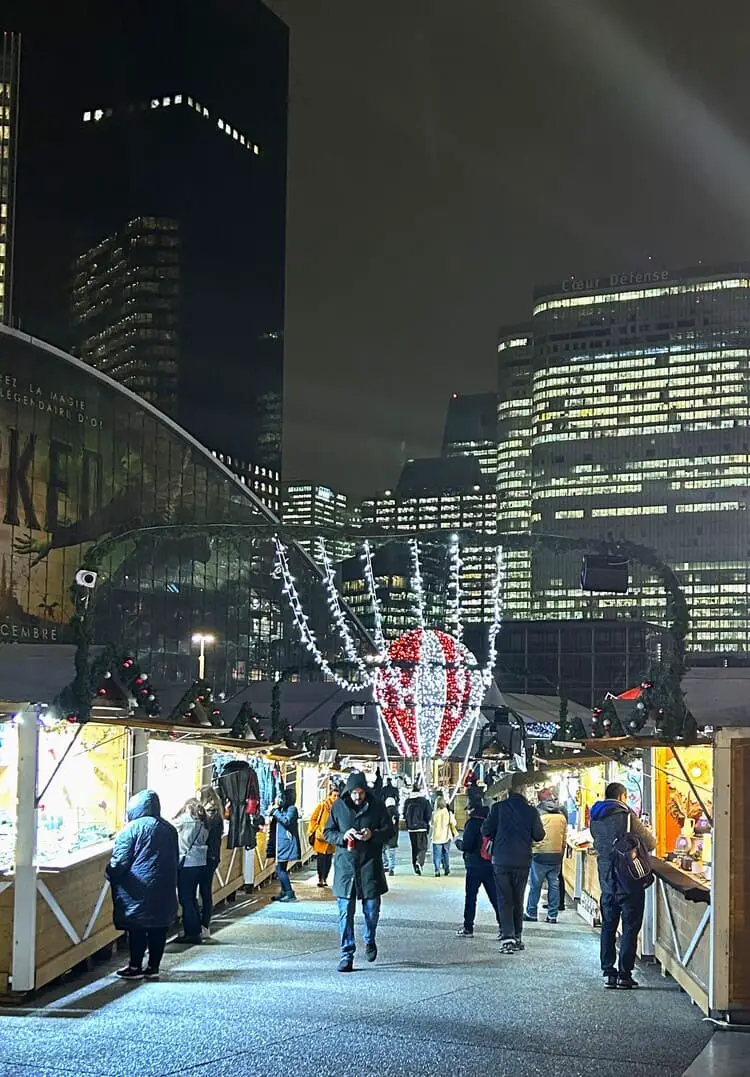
[{"x1": 75, "y1": 569, "x2": 98, "y2": 589}]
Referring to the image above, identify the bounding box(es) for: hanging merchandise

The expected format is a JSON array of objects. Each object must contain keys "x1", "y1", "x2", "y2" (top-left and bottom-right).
[{"x1": 216, "y1": 760, "x2": 261, "y2": 849}]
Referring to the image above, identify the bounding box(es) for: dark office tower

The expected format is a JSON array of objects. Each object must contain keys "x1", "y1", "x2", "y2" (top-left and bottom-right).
[
  {"x1": 0, "y1": 32, "x2": 19, "y2": 326},
  {"x1": 441, "y1": 392, "x2": 499, "y2": 479},
  {"x1": 13, "y1": 1, "x2": 288, "y2": 472}
]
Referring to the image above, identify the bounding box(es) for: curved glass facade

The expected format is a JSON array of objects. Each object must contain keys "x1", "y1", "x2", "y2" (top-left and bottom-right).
[{"x1": 0, "y1": 326, "x2": 361, "y2": 692}]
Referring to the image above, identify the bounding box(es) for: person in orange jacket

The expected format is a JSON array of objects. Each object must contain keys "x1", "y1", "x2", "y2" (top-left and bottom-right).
[{"x1": 308, "y1": 781, "x2": 341, "y2": 888}]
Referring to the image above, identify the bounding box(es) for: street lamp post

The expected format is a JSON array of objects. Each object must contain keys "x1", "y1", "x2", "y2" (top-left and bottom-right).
[{"x1": 191, "y1": 633, "x2": 214, "y2": 680}]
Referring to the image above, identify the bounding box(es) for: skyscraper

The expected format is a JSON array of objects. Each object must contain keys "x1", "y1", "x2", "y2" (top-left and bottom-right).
[
  {"x1": 283, "y1": 482, "x2": 351, "y2": 562},
  {"x1": 442, "y1": 392, "x2": 499, "y2": 479},
  {"x1": 0, "y1": 32, "x2": 19, "y2": 326},
  {"x1": 12, "y1": 1, "x2": 287, "y2": 472},
  {"x1": 500, "y1": 264, "x2": 750, "y2": 654}
]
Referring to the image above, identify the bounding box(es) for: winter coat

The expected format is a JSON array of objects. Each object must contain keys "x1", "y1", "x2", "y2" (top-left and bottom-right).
[
  {"x1": 382, "y1": 781, "x2": 399, "y2": 809},
  {"x1": 590, "y1": 799, "x2": 656, "y2": 896},
  {"x1": 403, "y1": 792, "x2": 432, "y2": 832},
  {"x1": 106, "y1": 790, "x2": 179, "y2": 930},
  {"x1": 384, "y1": 799, "x2": 400, "y2": 849},
  {"x1": 268, "y1": 804, "x2": 301, "y2": 863},
  {"x1": 481, "y1": 792, "x2": 545, "y2": 870},
  {"x1": 175, "y1": 814, "x2": 209, "y2": 868},
  {"x1": 217, "y1": 761, "x2": 260, "y2": 849},
  {"x1": 308, "y1": 794, "x2": 338, "y2": 855},
  {"x1": 432, "y1": 807, "x2": 457, "y2": 845},
  {"x1": 532, "y1": 800, "x2": 568, "y2": 863},
  {"x1": 457, "y1": 806, "x2": 489, "y2": 869},
  {"x1": 323, "y1": 787, "x2": 393, "y2": 900},
  {"x1": 206, "y1": 810, "x2": 224, "y2": 869}
]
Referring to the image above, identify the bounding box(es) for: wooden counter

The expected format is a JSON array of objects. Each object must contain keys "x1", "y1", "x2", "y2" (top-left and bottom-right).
[{"x1": 652, "y1": 857, "x2": 711, "y2": 1014}]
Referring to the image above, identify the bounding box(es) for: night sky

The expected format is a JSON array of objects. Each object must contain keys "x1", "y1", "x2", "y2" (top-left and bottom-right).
[{"x1": 270, "y1": 0, "x2": 750, "y2": 499}]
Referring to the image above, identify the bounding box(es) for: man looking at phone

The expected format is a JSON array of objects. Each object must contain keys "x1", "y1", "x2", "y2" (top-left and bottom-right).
[{"x1": 323, "y1": 771, "x2": 394, "y2": 972}]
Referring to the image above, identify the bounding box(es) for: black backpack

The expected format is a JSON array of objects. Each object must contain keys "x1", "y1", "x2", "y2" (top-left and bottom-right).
[{"x1": 612, "y1": 814, "x2": 654, "y2": 895}]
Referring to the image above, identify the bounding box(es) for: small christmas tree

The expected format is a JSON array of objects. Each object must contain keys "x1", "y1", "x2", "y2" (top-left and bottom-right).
[
  {"x1": 231, "y1": 702, "x2": 267, "y2": 740},
  {"x1": 170, "y1": 680, "x2": 224, "y2": 727},
  {"x1": 54, "y1": 645, "x2": 161, "y2": 724}
]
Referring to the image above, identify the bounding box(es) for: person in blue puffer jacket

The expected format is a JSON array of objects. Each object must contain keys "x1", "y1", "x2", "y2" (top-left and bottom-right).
[
  {"x1": 106, "y1": 789, "x2": 179, "y2": 980},
  {"x1": 267, "y1": 787, "x2": 301, "y2": 902}
]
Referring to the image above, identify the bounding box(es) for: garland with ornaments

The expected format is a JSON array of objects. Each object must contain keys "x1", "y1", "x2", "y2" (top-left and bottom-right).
[
  {"x1": 169, "y1": 679, "x2": 224, "y2": 727},
  {"x1": 53, "y1": 643, "x2": 161, "y2": 724}
]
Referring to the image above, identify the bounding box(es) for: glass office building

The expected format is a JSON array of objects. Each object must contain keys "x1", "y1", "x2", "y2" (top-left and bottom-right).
[
  {"x1": 0, "y1": 325, "x2": 364, "y2": 694},
  {"x1": 498, "y1": 264, "x2": 750, "y2": 653}
]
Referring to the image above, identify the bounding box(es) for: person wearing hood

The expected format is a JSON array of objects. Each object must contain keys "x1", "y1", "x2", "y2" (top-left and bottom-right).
[
  {"x1": 308, "y1": 781, "x2": 340, "y2": 887},
  {"x1": 524, "y1": 788, "x2": 567, "y2": 925},
  {"x1": 403, "y1": 783, "x2": 432, "y2": 875},
  {"x1": 268, "y1": 787, "x2": 302, "y2": 902},
  {"x1": 590, "y1": 782, "x2": 656, "y2": 989},
  {"x1": 106, "y1": 790, "x2": 179, "y2": 980},
  {"x1": 455, "y1": 798, "x2": 500, "y2": 938},
  {"x1": 431, "y1": 795, "x2": 457, "y2": 877},
  {"x1": 382, "y1": 777, "x2": 399, "y2": 809},
  {"x1": 323, "y1": 771, "x2": 393, "y2": 972},
  {"x1": 382, "y1": 795, "x2": 400, "y2": 875},
  {"x1": 482, "y1": 772, "x2": 545, "y2": 954},
  {"x1": 174, "y1": 798, "x2": 210, "y2": 944}
]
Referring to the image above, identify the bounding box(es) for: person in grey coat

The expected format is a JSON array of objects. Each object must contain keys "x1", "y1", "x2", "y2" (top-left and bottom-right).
[
  {"x1": 106, "y1": 790, "x2": 179, "y2": 980},
  {"x1": 174, "y1": 798, "x2": 209, "y2": 944}
]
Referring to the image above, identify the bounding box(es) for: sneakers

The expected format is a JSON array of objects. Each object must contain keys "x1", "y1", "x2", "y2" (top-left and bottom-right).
[
  {"x1": 499, "y1": 938, "x2": 517, "y2": 954},
  {"x1": 143, "y1": 966, "x2": 160, "y2": 980},
  {"x1": 455, "y1": 928, "x2": 474, "y2": 937},
  {"x1": 435, "y1": 871, "x2": 441, "y2": 878},
  {"x1": 365, "y1": 943, "x2": 378, "y2": 963},
  {"x1": 445, "y1": 869, "x2": 450, "y2": 876},
  {"x1": 514, "y1": 938, "x2": 526, "y2": 952},
  {"x1": 389, "y1": 869, "x2": 395, "y2": 877},
  {"x1": 116, "y1": 965, "x2": 144, "y2": 980},
  {"x1": 414, "y1": 864, "x2": 422, "y2": 876},
  {"x1": 545, "y1": 917, "x2": 558, "y2": 925},
  {"x1": 316, "y1": 880, "x2": 327, "y2": 888},
  {"x1": 278, "y1": 893, "x2": 297, "y2": 903},
  {"x1": 201, "y1": 925, "x2": 211, "y2": 939},
  {"x1": 523, "y1": 913, "x2": 538, "y2": 922},
  {"x1": 337, "y1": 957, "x2": 353, "y2": 973},
  {"x1": 618, "y1": 974, "x2": 639, "y2": 990},
  {"x1": 604, "y1": 972, "x2": 619, "y2": 990}
]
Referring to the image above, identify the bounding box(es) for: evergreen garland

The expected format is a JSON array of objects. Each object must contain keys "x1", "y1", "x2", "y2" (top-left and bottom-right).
[
  {"x1": 230, "y1": 701, "x2": 267, "y2": 741},
  {"x1": 52, "y1": 642, "x2": 160, "y2": 724},
  {"x1": 169, "y1": 680, "x2": 224, "y2": 727}
]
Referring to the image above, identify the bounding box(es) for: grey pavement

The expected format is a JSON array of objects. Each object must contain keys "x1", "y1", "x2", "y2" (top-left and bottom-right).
[{"x1": 0, "y1": 847, "x2": 712, "y2": 1077}]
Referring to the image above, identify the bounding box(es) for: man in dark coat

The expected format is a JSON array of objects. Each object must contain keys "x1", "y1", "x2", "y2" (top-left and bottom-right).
[
  {"x1": 323, "y1": 771, "x2": 393, "y2": 972},
  {"x1": 590, "y1": 782, "x2": 656, "y2": 989},
  {"x1": 481, "y1": 773, "x2": 544, "y2": 954},
  {"x1": 455, "y1": 799, "x2": 500, "y2": 937},
  {"x1": 106, "y1": 789, "x2": 179, "y2": 980},
  {"x1": 403, "y1": 783, "x2": 432, "y2": 875}
]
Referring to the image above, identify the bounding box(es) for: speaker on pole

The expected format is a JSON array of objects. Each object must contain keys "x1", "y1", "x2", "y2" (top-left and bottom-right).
[{"x1": 581, "y1": 554, "x2": 629, "y2": 594}]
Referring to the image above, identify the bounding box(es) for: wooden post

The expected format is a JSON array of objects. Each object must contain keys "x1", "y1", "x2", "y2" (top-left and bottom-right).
[{"x1": 11, "y1": 706, "x2": 39, "y2": 992}]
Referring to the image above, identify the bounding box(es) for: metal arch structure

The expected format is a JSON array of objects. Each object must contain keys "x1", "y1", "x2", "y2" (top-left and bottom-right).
[{"x1": 66, "y1": 523, "x2": 690, "y2": 730}]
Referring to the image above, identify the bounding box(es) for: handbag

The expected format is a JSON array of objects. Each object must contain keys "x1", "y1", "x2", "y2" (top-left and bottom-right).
[{"x1": 179, "y1": 825, "x2": 200, "y2": 870}]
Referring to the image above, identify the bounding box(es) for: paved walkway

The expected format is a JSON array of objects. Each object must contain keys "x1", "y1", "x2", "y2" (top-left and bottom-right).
[{"x1": 0, "y1": 848, "x2": 712, "y2": 1077}]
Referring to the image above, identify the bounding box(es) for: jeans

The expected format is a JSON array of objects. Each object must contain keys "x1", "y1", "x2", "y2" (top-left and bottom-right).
[
  {"x1": 600, "y1": 889, "x2": 645, "y2": 975},
  {"x1": 199, "y1": 862, "x2": 217, "y2": 928},
  {"x1": 178, "y1": 865, "x2": 203, "y2": 940},
  {"x1": 316, "y1": 852, "x2": 332, "y2": 883},
  {"x1": 493, "y1": 866, "x2": 530, "y2": 941},
  {"x1": 463, "y1": 862, "x2": 500, "y2": 932},
  {"x1": 384, "y1": 846, "x2": 397, "y2": 872},
  {"x1": 409, "y1": 831, "x2": 428, "y2": 868},
  {"x1": 337, "y1": 893, "x2": 381, "y2": 958},
  {"x1": 129, "y1": 926, "x2": 167, "y2": 971},
  {"x1": 277, "y1": 860, "x2": 294, "y2": 896},
  {"x1": 432, "y1": 842, "x2": 451, "y2": 874},
  {"x1": 526, "y1": 858, "x2": 562, "y2": 919}
]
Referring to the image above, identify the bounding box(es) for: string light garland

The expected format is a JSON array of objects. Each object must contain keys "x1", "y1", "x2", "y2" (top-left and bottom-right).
[
  {"x1": 482, "y1": 544, "x2": 506, "y2": 687},
  {"x1": 273, "y1": 537, "x2": 359, "y2": 692},
  {"x1": 409, "y1": 538, "x2": 425, "y2": 629},
  {"x1": 317, "y1": 537, "x2": 374, "y2": 685},
  {"x1": 447, "y1": 535, "x2": 464, "y2": 646}
]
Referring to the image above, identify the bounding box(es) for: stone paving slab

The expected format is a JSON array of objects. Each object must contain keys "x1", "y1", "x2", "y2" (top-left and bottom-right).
[{"x1": 0, "y1": 848, "x2": 712, "y2": 1077}]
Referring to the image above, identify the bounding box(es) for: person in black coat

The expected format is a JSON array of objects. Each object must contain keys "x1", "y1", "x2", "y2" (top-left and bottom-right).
[
  {"x1": 323, "y1": 771, "x2": 393, "y2": 973},
  {"x1": 403, "y1": 784, "x2": 432, "y2": 875},
  {"x1": 481, "y1": 773, "x2": 544, "y2": 953},
  {"x1": 199, "y1": 787, "x2": 225, "y2": 938},
  {"x1": 106, "y1": 789, "x2": 179, "y2": 980},
  {"x1": 455, "y1": 800, "x2": 500, "y2": 938}
]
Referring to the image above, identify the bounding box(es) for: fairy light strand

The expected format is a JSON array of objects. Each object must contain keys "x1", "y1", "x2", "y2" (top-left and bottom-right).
[
  {"x1": 273, "y1": 537, "x2": 359, "y2": 692},
  {"x1": 409, "y1": 538, "x2": 425, "y2": 629},
  {"x1": 482, "y1": 544, "x2": 505, "y2": 687},
  {"x1": 447, "y1": 536, "x2": 464, "y2": 646},
  {"x1": 316, "y1": 537, "x2": 374, "y2": 685}
]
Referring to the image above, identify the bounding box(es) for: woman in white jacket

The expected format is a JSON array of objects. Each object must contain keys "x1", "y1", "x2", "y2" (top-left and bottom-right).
[
  {"x1": 431, "y1": 795, "x2": 457, "y2": 877},
  {"x1": 174, "y1": 798, "x2": 209, "y2": 943}
]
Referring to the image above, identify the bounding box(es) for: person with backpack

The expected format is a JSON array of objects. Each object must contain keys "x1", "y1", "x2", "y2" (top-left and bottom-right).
[
  {"x1": 481, "y1": 773, "x2": 545, "y2": 953},
  {"x1": 455, "y1": 797, "x2": 500, "y2": 938},
  {"x1": 590, "y1": 781, "x2": 656, "y2": 989}
]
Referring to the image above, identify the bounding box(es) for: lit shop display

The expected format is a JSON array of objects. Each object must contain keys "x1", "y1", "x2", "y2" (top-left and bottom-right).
[{"x1": 653, "y1": 746, "x2": 713, "y2": 884}]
